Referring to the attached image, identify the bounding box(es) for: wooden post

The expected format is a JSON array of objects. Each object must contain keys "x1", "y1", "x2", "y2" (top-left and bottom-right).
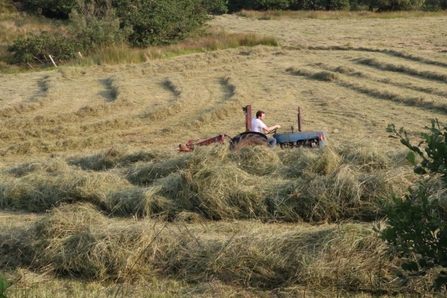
[
  {"x1": 48, "y1": 55, "x2": 57, "y2": 67},
  {"x1": 243, "y1": 105, "x2": 252, "y2": 132}
]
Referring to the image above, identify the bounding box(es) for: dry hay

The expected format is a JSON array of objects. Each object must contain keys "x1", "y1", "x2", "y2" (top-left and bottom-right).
[
  {"x1": 229, "y1": 144, "x2": 280, "y2": 176},
  {"x1": 67, "y1": 146, "x2": 163, "y2": 171},
  {"x1": 2, "y1": 13, "x2": 447, "y2": 296},
  {"x1": 107, "y1": 186, "x2": 174, "y2": 218},
  {"x1": 31, "y1": 203, "x2": 157, "y2": 281},
  {"x1": 1, "y1": 159, "x2": 133, "y2": 212},
  {"x1": 0, "y1": 203, "x2": 434, "y2": 294},
  {"x1": 33, "y1": 205, "x2": 392, "y2": 288},
  {"x1": 0, "y1": 142, "x2": 416, "y2": 223}
]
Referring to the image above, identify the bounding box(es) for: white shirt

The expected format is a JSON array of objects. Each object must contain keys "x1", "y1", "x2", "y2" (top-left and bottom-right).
[{"x1": 252, "y1": 118, "x2": 266, "y2": 133}]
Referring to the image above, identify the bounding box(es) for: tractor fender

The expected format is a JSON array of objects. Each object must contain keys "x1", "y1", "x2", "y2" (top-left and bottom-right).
[{"x1": 229, "y1": 131, "x2": 269, "y2": 151}]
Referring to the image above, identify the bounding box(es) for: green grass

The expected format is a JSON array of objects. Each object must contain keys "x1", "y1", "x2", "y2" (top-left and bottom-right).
[{"x1": 0, "y1": 14, "x2": 280, "y2": 71}]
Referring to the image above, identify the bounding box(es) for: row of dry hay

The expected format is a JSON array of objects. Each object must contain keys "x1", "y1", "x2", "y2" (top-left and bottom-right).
[
  {"x1": 1, "y1": 142, "x2": 413, "y2": 221},
  {"x1": 1, "y1": 140, "x2": 443, "y2": 294},
  {"x1": 0, "y1": 203, "x2": 398, "y2": 292}
]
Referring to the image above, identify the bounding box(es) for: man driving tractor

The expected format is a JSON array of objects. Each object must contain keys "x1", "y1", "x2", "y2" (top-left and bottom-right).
[{"x1": 251, "y1": 110, "x2": 281, "y2": 148}]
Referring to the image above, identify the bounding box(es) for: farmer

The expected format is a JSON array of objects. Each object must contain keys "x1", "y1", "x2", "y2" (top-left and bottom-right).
[{"x1": 252, "y1": 110, "x2": 281, "y2": 147}]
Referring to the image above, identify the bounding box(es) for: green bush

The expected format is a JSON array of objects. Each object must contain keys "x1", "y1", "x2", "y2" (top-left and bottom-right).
[
  {"x1": 228, "y1": 0, "x2": 291, "y2": 11},
  {"x1": 23, "y1": 0, "x2": 76, "y2": 18},
  {"x1": 117, "y1": 0, "x2": 211, "y2": 47},
  {"x1": 376, "y1": 0, "x2": 425, "y2": 10},
  {"x1": 69, "y1": 0, "x2": 132, "y2": 52},
  {"x1": 7, "y1": 31, "x2": 79, "y2": 65},
  {"x1": 0, "y1": 274, "x2": 10, "y2": 298},
  {"x1": 202, "y1": 0, "x2": 229, "y2": 13},
  {"x1": 421, "y1": 0, "x2": 445, "y2": 10},
  {"x1": 228, "y1": 0, "x2": 351, "y2": 11},
  {"x1": 0, "y1": 0, "x2": 18, "y2": 14},
  {"x1": 9, "y1": 0, "x2": 224, "y2": 65},
  {"x1": 379, "y1": 120, "x2": 447, "y2": 289}
]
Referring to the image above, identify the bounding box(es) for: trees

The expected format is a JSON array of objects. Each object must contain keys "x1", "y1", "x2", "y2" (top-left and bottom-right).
[
  {"x1": 374, "y1": 0, "x2": 425, "y2": 10},
  {"x1": 8, "y1": 0, "x2": 226, "y2": 65},
  {"x1": 227, "y1": 0, "x2": 350, "y2": 11},
  {"x1": 379, "y1": 120, "x2": 447, "y2": 289},
  {"x1": 23, "y1": 0, "x2": 77, "y2": 18},
  {"x1": 117, "y1": 0, "x2": 211, "y2": 47}
]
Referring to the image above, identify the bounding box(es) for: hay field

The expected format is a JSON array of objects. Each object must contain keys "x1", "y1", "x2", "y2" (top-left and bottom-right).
[{"x1": 1, "y1": 13, "x2": 447, "y2": 297}]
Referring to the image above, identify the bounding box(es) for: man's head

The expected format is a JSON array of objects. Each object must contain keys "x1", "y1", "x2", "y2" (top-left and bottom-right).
[{"x1": 256, "y1": 110, "x2": 265, "y2": 119}]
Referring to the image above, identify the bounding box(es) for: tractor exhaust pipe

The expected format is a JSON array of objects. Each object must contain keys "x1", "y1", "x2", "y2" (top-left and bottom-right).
[
  {"x1": 243, "y1": 105, "x2": 252, "y2": 132},
  {"x1": 297, "y1": 107, "x2": 302, "y2": 132}
]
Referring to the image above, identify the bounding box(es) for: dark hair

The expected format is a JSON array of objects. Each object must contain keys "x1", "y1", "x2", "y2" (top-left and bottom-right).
[{"x1": 256, "y1": 110, "x2": 265, "y2": 118}]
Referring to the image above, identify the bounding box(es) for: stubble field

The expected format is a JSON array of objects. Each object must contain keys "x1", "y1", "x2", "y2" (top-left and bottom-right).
[{"x1": 1, "y1": 12, "x2": 447, "y2": 297}]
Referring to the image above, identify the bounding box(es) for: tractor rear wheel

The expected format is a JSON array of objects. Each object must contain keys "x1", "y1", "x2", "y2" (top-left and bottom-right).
[{"x1": 229, "y1": 132, "x2": 270, "y2": 151}]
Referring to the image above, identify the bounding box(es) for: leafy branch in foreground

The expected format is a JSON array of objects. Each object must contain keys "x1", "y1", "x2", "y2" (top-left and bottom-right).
[
  {"x1": 0, "y1": 274, "x2": 11, "y2": 298},
  {"x1": 379, "y1": 120, "x2": 447, "y2": 290}
]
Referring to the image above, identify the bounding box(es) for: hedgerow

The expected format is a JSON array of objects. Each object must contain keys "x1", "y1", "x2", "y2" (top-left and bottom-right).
[{"x1": 7, "y1": 32, "x2": 79, "y2": 65}]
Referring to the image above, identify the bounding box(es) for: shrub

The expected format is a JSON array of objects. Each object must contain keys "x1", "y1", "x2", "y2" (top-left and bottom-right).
[
  {"x1": 7, "y1": 31, "x2": 79, "y2": 65},
  {"x1": 421, "y1": 0, "x2": 443, "y2": 10},
  {"x1": 228, "y1": 0, "x2": 351, "y2": 11},
  {"x1": 0, "y1": 273, "x2": 11, "y2": 298},
  {"x1": 201, "y1": 0, "x2": 229, "y2": 14},
  {"x1": 379, "y1": 120, "x2": 447, "y2": 289},
  {"x1": 228, "y1": 0, "x2": 291, "y2": 11},
  {"x1": 117, "y1": 0, "x2": 211, "y2": 47},
  {"x1": 301, "y1": 0, "x2": 351, "y2": 10},
  {"x1": 69, "y1": 0, "x2": 132, "y2": 52},
  {"x1": 376, "y1": 0, "x2": 425, "y2": 11},
  {"x1": 0, "y1": 0, "x2": 18, "y2": 14},
  {"x1": 23, "y1": 0, "x2": 76, "y2": 18}
]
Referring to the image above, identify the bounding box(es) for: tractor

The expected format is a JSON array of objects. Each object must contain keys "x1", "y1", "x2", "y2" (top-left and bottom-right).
[{"x1": 178, "y1": 105, "x2": 326, "y2": 152}]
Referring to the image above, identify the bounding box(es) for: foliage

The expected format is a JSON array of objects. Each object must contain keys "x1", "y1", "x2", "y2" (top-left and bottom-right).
[
  {"x1": 0, "y1": 274, "x2": 10, "y2": 298},
  {"x1": 379, "y1": 120, "x2": 447, "y2": 289},
  {"x1": 7, "y1": 31, "x2": 79, "y2": 65},
  {"x1": 0, "y1": 0, "x2": 17, "y2": 14},
  {"x1": 201, "y1": 0, "x2": 229, "y2": 14},
  {"x1": 376, "y1": 0, "x2": 425, "y2": 11},
  {"x1": 69, "y1": 0, "x2": 132, "y2": 52},
  {"x1": 228, "y1": 0, "x2": 291, "y2": 12},
  {"x1": 421, "y1": 0, "x2": 447, "y2": 10},
  {"x1": 8, "y1": 0, "x2": 223, "y2": 65},
  {"x1": 23, "y1": 0, "x2": 76, "y2": 18},
  {"x1": 117, "y1": 0, "x2": 211, "y2": 47},
  {"x1": 320, "y1": 0, "x2": 351, "y2": 10},
  {"x1": 228, "y1": 0, "x2": 351, "y2": 11}
]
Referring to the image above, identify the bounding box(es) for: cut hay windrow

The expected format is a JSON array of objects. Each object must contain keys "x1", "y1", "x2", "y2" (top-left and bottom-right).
[
  {"x1": 286, "y1": 65, "x2": 440, "y2": 110},
  {"x1": 0, "y1": 136, "x2": 113, "y2": 156},
  {"x1": 67, "y1": 146, "x2": 163, "y2": 171},
  {"x1": 1, "y1": 100, "x2": 143, "y2": 136},
  {"x1": 337, "y1": 81, "x2": 447, "y2": 112},
  {"x1": 315, "y1": 61, "x2": 447, "y2": 98},
  {"x1": 0, "y1": 143, "x2": 414, "y2": 222},
  {"x1": 1, "y1": 205, "x2": 413, "y2": 291},
  {"x1": 357, "y1": 58, "x2": 447, "y2": 83},
  {"x1": 141, "y1": 76, "x2": 189, "y2": 121},
  {"x1": 0, "y1": 162, "x2": 133, "y2": 212},
  {"x1": 192, "y1": 75, "x2": 246, "y2": 127},
  {"x1": 0, "y1": 73, "x2": 64, "y2": 118},
  {"x1": 304, "y1": 46, "x2": 447, "y2": 69}
]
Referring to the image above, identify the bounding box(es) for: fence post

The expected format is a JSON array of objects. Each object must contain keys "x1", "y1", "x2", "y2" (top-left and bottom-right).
[{"x1": 48, "y1": 55, "x2": 57, "y2": 67}]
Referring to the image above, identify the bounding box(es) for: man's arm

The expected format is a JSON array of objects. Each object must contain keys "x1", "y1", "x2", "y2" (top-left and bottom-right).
[{"x1": 262, "y1": 124, "x2": 281, "y2": 134}]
